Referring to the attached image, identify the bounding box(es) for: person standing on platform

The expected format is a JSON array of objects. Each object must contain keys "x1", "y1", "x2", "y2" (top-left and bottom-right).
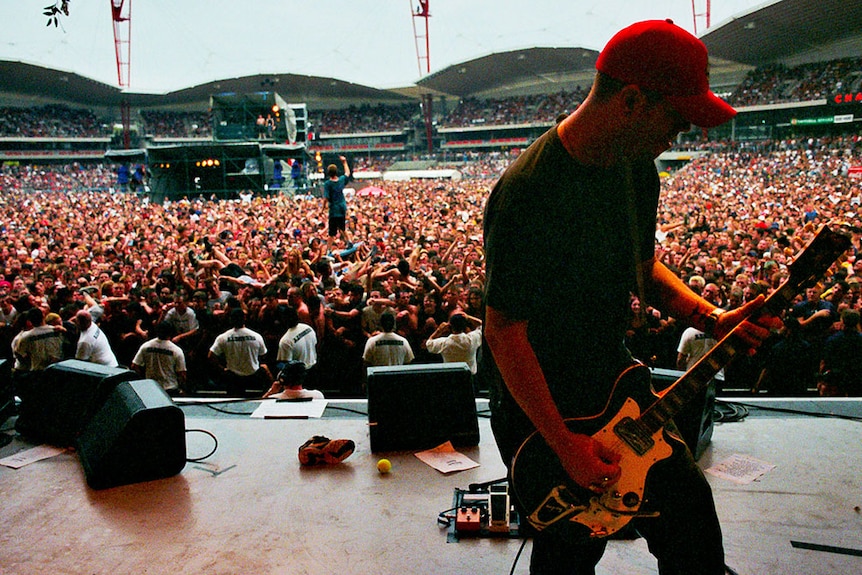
[
  {"x1": 116, "y1": 163, "x2": 130, "y2": 193},
  {"x1": 209, "y1": 308, "x2": 273, "y2": 397},
  {"x1": 322, "y1": 155, "x2": 353, "y2": 253},
  {"x1": 480, "y1": 19, "x2": 778, "y2": 575},
  {"x1": 291, "y1": 159, "x2": 304, "y2": 189}
]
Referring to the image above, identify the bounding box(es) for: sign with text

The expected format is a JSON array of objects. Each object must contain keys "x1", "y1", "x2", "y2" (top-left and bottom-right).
[{"x1": 831, "y1": 92, "x2": 862, "y2": 105}]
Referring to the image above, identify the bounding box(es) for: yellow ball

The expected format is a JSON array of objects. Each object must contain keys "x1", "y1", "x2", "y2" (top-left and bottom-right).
[{"x1": 376, "y1": 458, "x2": 392, "y2": 474}]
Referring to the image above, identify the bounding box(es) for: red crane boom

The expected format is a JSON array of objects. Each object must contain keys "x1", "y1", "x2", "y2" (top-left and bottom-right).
[{"x1": 111, "y1": 1, "x2": 132, "y2": 148}]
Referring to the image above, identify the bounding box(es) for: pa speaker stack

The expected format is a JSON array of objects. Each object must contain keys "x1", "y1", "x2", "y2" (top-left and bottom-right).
[{"x1": 367, "y1": 362, "x2": 479, "y2": 452}]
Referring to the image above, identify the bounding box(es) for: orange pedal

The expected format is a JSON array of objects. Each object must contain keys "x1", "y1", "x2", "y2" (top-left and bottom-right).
[{"x1": 455, "y1": 506, "x2": 482, "y2": 532}]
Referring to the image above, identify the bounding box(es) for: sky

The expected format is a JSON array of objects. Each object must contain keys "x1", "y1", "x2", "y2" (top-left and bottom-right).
[{"x1": 2, "y1": 0, "x2": 771, "y2": 94}]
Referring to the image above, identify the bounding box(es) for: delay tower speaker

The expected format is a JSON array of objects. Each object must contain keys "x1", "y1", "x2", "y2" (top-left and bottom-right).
[
  {"x1": 367, "y1": 362, "x2": 479, "y2": 452},
  {"x1": 77, "y1": 379, "x2": 186, "y2": 489},
  {"x1": 14, "y1": 359, "x2": 139, "y2": 447}
]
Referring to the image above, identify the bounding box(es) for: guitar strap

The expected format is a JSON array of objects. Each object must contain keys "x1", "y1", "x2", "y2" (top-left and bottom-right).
[{"x1": 622, "y1": 159, "x2": 648, "y2": 309}]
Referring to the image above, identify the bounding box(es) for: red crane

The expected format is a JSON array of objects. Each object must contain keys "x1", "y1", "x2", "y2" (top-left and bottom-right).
[
  {"x1": 111, "y1": 0, "x2": 132, "y2": 148},
  {"x1": 411, "y1": 0, "x2": 431, "y2": 76},
  {"x1": 691, "y1": 0, "x2": 712, "y2": 35},
  {"x1": 411, "y1": 1, "x2": 434, "y2": 154}
]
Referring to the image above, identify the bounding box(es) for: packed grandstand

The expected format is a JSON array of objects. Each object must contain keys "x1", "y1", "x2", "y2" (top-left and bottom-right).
[{"x1": 1, "y1": 0, "x2": 860, "y2": 399}]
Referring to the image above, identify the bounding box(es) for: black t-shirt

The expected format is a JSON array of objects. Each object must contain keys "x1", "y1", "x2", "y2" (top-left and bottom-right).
[
  {"x1": 481, "y1": 126, "x2": 659, "y2": 427},
  {"x1": 823, "y1": 331, "x2": 862, "y2": 395}
]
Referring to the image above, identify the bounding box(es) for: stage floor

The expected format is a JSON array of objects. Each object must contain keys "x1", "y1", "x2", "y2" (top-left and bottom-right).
[{"x1": 1, "y1": 398, "x2": 861, "y2": 575}]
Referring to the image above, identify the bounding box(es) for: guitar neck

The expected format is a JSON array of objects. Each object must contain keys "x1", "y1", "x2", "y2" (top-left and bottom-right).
[
  {"x1": 638, "y1": 299, "x2": 772, "y2": 435},
  {"x1": 638, "y1": 225, "x2": 850, "y2": 436}
]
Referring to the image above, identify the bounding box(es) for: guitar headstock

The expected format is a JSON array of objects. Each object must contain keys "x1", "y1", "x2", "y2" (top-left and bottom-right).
[{"x1": 785, "y1": 225, "x2": 852, "y2": 292}]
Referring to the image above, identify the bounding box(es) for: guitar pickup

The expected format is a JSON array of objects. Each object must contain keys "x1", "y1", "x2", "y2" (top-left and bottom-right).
[{"x1": 613, "y1": 417, "x2": 654, "y2": 455}]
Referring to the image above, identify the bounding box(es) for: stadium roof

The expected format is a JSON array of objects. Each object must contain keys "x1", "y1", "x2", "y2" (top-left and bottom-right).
[
  {"x1": 0, "y1": 0, "x2": 859, "y2": 110},
  {"x1": 701, "y1": 0, "x2": 862, "y2": 67},
  {"x1": 415, "y1": 47, "x2": 600, "y2": 99},
  {"x1": 0, "y1": 63, "x2": 415, "y2": 109}
]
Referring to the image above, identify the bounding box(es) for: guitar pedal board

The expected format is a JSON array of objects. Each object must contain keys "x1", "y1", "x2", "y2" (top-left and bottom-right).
[{"x1": 444, "y1": 482, "x2": 524, "y2": 542}]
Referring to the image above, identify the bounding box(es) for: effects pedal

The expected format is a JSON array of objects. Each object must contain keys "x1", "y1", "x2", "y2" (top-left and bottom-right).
[
  {"x1": 455, "y1": 506, "x2": 482, "y2": 533},
  {"x1": 488, "y1": 484, "x2": 511, "y2": 533},
  {"x1": 445, "y1": 482, "x2": 522, "y2": 542}
]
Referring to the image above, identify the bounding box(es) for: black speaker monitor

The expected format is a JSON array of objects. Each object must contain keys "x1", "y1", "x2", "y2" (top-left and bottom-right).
[
  {"x1": 650, "y1": 367, "x2": 716, "y2": 461},
  {"x1": 367, "y1": 362, "x2": 479, "y2": 453},
  {"x1": 77, "y1": 379, "x2": 186, "y2": 490},
  {"x1": 14, "y1": 359, "x2": 139, "y2": 447}
]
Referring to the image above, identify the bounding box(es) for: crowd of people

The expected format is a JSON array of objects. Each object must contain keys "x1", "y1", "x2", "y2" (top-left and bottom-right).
[
  {"x1": 440, "y1": 88, "x2": 591, "y2": 128},
  {"x1": 0, "y1": 104, "x2": 105, "y2": 138},
  {"x1": 727, "y1": 56, "x2": 862, "y2": 107},
  {"x1": 140, "y1": 110, "x2": 212, "y2": 139},
  {"x1": 0, "y1": 131, "x2": 860, "y2": 398},
  {"x1": 313, "y1": 103, "x2": 417, "y2": 135},
  {"x1": 0, "y1": 163, "x2": 116, "y2": 194},
  {"x1": 0, "y1": 169, "x2": 490, "y2": 396}
]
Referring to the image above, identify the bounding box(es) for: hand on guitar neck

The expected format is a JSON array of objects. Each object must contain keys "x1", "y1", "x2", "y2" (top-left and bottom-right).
[{"x1": 707, "y1": 294, "x2": 783, "y2": 352}]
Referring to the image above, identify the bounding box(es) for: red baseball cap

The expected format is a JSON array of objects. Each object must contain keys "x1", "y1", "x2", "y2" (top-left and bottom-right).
[{"x1": 595, "y1": 19, "x2": 736, "y2": 128}]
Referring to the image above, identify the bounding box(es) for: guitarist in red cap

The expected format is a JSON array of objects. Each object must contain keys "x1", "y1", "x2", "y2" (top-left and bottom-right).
[{"x1": 481, "y1": 19, "x2": 782, "y2": 574}]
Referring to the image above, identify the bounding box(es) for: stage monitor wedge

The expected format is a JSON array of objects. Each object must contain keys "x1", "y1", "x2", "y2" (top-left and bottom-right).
[
  {"x1": 367, "y1": 362, "x2": 479, "y2": 453},
  {"x1": 77, "y1": 379, "x2": 186, "y2": 490},
  {"x1": 14, "y1": 359, "x2": 140, "y2": 447}
]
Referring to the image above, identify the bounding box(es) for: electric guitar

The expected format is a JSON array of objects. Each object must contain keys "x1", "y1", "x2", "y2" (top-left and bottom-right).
[{"x1": 509, "y1": 225, "x2": 851, "y2": 538}]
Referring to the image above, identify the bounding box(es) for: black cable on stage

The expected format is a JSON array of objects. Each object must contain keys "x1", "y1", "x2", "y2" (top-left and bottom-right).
[
  {"x1": 725, "y1": 400, "x2": 862, "y2": 423},
  {"x1": 509, "y1": 538, "x2": 529, "y2": 575},
  {"x1": 178, "y1": 398, "x2": 374, "y2": 417},
  {"x1": 198, "y1": 403, "x2": 257, "y2": 416},
  {"x1": 177, "y1": 397, "x2": 262, "y2": 416},
  {"x1": 185, "y1": 428, "x2": 218, "y2": 462},
  {"x1": 713, "y1": 400, "x2": 749, "y2": 423},
  {"x1": 178, "y1": 397, "x2": 262, "y2": 405},
  {"x1": 436, "y1": 505, "x2": 459, "y2": 527}
]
